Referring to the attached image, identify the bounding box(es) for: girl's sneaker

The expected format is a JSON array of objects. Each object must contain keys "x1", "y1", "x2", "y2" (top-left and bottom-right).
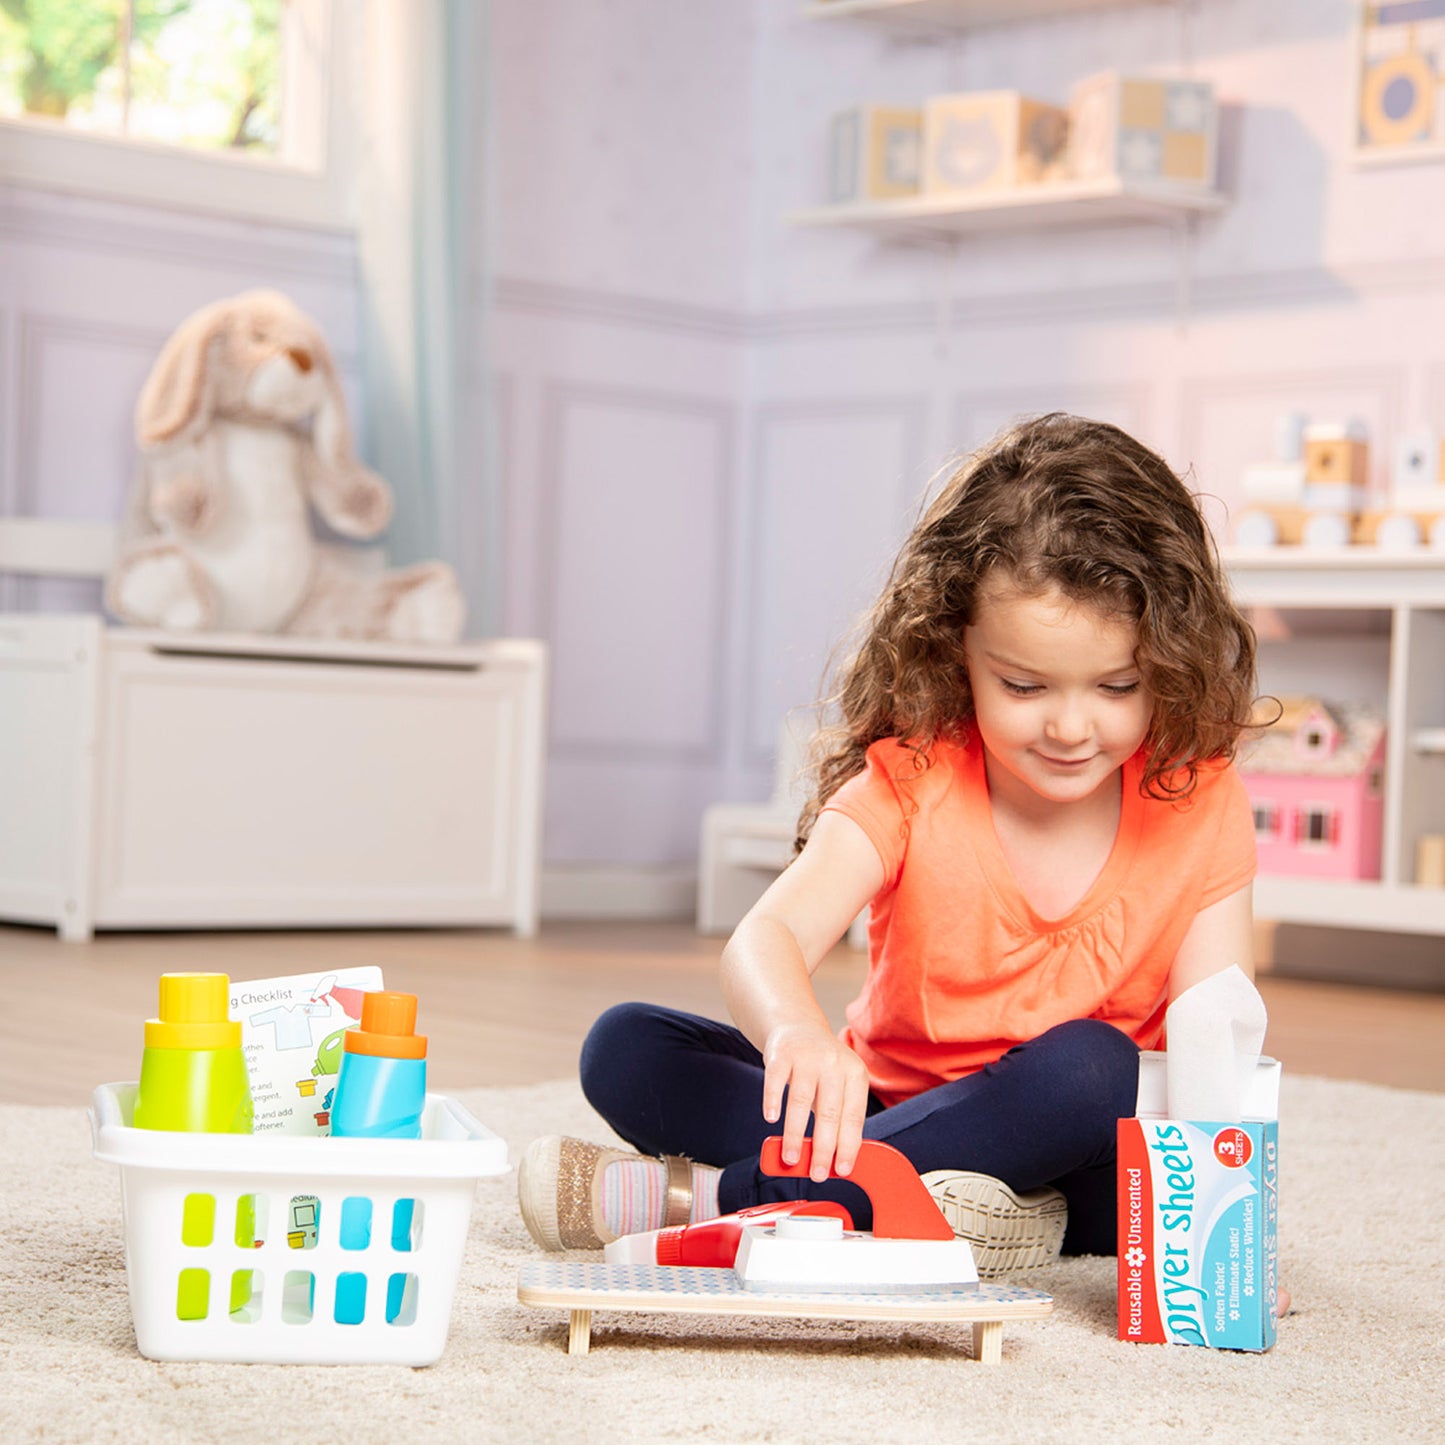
[
  {"x1": 517, "y1": 1135, "x2": 696, "y2": 1251},
  {"x1": 920, "y1": 1171, "x2": 1067, "y2": 1279}
]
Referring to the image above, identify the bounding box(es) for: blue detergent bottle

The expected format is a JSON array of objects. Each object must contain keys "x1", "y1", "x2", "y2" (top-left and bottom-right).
[{"x1": 330, "y1": 991, "x2": 427, "y2": 1325}]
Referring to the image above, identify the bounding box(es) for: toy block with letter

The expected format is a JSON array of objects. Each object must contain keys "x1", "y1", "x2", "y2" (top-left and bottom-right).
[
  {"x1": 922, "y1": 91, "x2": 1068, "y2": 195},
  {"x1": 830, "y1": 106, "x2": 922, "y2": 203},
  {"x1": 1068, "y1": 71, "x2": 1216, "y2": 187}
]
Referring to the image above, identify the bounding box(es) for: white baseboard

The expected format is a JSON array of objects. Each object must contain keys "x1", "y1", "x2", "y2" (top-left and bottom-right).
[{"x1": 540, "y1": 864, "x2": 697, "y2": 922}]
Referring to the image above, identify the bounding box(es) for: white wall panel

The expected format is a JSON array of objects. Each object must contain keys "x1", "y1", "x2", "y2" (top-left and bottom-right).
[
  {"x1": 12, "y1": 315, "x2": 158, "y2": 519},
  {"x1": 744, "y1": 398, "x2": 926, "y2": 763},
  {"x1": 540, "y1": 384, "x2": 734, "y2": 763}
]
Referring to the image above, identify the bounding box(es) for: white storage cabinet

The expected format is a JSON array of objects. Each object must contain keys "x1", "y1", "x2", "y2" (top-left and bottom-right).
[{"x1": 0, "y1": 620, "x2": 546, "y2": 941}]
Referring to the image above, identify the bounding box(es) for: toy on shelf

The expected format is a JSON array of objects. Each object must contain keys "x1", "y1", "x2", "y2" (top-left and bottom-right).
[
  {"x1": 1238, "y1": 696, "x2": 1386, "y2": 881},
  {"x1": 1354, "y1": 426, "x2": 1445, "y2": 547},
  {"x1": 518, "y1": 1137, "x2": 1051, "y2": 1362},
  {"x1": 922, "y1": 91, "x2": 1069, "y2": 195},
  {"x1": 1234, "y1": 412, "x2": 1445, "y2": 549},
  {"x1": 1233, "y1": 415, "x2": 1370, "y2": 548},
  {"x1": 1068, "y1": 71, "x2": 1217, "y2": 188},
  {"x1": 830, "y1": 105, "x2": 922, "y2": 203}
]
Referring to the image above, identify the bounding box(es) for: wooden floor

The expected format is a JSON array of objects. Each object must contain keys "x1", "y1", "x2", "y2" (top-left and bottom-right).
[{"x1": 3, "y1": 919, "x2": 1443, "y2": 1108}]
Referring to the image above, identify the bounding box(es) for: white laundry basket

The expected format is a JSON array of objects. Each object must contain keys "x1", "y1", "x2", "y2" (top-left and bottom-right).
[{"x1": 91, "y1": 1082, "x2": 509, "y2": 1365}]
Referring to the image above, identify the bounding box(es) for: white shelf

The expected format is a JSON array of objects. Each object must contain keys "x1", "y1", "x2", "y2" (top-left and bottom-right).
[
  {"x1": 800, "y1": 0, "x2": 1166, "y2": 33},
  {"x1": 1253, "y1": 878, "x2": 1445, "y2": 936},
  {"x1": 1416, "y1": 728, "x2": 1445, "y2": 756},
  {"x1": 1224, "y1": 549, "x2": 1445, "y2": 607},
  {"x1": 1224, "y1": 547, "x2": 1445, "y2": 571},
  {"x1": 788, "y1": 177, "x2": 1224, "y2": 239}
]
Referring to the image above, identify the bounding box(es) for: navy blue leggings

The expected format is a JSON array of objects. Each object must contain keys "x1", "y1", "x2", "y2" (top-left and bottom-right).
[{"x1": 579, "y1": 1002, "x2": 1140, "y2": 1256}]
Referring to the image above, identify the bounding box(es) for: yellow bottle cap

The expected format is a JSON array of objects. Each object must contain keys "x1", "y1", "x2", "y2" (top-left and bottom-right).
[
  {"x1": 144, "y1": 973, "x2": 241, "y2": 1050},
  {"x1": 344, "y1": 990, "x2": 427, "y2": 1059}
]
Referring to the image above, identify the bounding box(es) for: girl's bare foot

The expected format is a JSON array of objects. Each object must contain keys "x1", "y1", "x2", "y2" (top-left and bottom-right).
[{"x1": 1277, "y1": 1287, "x2": 1292, "y2": 1318}]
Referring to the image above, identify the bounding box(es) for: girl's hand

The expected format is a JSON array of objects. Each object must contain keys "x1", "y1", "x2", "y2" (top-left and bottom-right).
[{"x1": 762, "y1": 1021, "x2": 872, "y2": 1182}]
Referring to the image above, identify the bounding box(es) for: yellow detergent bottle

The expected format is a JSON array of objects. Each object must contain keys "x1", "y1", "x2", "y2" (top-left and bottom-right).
[{"x1": 133, "y1": 973, "x2": 255, "y2": 1319}]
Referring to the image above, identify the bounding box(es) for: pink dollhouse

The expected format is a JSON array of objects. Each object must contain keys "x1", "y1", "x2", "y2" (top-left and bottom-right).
[{"x1": 1237, "y1": 698, "x2": 1387, "y2": 880}]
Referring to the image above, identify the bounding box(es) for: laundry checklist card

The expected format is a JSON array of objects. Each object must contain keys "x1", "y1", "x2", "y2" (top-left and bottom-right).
[{"x1": 230, "y1": 968, "x2": 384, "y2": 1136}]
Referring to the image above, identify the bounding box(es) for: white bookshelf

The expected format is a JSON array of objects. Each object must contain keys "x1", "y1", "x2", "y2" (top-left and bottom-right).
[{"x1": 1224, "y1": 549, "x2": 1445, "y2": 937}]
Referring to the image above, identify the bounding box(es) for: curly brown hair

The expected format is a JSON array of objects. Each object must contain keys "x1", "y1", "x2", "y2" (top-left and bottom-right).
[{"x1": 797, "y1": 412, "x2": 1258, "y2": 848}]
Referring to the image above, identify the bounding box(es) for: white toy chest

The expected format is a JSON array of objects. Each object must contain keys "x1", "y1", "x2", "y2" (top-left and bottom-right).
[
  {"x1": 0, "y1": 618, "x2": 546, "y2": 940},
  {"x1": 91, "y1": 1081, "x2": 509, "y2": 1365}
]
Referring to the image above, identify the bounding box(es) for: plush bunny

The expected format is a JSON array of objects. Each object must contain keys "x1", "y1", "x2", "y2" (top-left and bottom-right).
[{"x1": 106, "y1": 289, "x2": 465, "y2": 643}]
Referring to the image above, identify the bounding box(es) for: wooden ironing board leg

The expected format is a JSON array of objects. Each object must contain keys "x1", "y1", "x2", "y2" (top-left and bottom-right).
[
  {"x1": 568, "y1": 1309, "x2": 592, "y2": 1356},
  {"x1": 972, "y1": 1319, "x2": 1003, "y2": 1364}
]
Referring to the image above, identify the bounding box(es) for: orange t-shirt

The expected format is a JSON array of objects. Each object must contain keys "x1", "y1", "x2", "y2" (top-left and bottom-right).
[{"x1": 822, "y1": 735, "x2": 1257, "y2": 1106}]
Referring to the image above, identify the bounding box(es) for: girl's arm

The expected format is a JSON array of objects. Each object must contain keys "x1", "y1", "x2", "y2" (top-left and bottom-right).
[
  {"x1": 719, "y1": 809, "x2": 885, "y2": 1183},
  {"x1": 1167, "y1": 882, "x2": 1255, "y2": 1000}
]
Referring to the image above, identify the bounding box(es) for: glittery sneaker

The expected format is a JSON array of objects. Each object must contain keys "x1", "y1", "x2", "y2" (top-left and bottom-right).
[
  {"x1": 517, "y1": 1135, "x2": 693, "y2": 1251},
  {"x1": 920, "y1": 1170, "x2": 1068, "y2": 1279}
]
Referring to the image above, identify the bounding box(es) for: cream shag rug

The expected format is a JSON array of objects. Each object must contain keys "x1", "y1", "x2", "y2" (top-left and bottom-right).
[{"x1": 3, "y1": 1075, "x2": 1444, "y2": 1445}]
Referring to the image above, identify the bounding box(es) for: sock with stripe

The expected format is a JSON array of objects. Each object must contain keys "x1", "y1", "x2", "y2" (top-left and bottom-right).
[{"x1": 600, "y1": 1157, "x2": 722, "y2": 1237}]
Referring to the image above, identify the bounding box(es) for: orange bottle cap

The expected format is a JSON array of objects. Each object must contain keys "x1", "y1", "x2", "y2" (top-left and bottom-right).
[
  {"x1": 145, "y1": 972, "x2": 241, "y2": 1050},
  {"x1": 344, "y1": 990, "x2": 427, "y2": 1059}
]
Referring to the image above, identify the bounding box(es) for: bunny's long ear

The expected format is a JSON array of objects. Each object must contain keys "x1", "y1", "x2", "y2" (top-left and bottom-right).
[
  {"x1": 309, "y1": 333, "x2": 359, "y2": 468},
  {"x1": 134, "y1": 299, "x2": 231, "y2": 449}
]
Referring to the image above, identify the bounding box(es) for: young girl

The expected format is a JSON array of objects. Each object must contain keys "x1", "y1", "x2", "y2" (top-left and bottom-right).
[{"x1": 519, "y1": 412, "x2": 1273, "y2": 1286}]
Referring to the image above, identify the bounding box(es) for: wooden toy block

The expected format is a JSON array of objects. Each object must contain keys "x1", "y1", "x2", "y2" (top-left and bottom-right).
[
  {"x1": 922, "y1": 91, "x2": 1068, "y2": 195},
  {"x1": 830, "y1": 106, "x2": 922, "y2": 203},
  {"x1": 1068, "y1": 71, "x2": 1216, "y2": 187},
  {"x1": 1241, "y1": 461, "x2": 1306, "y2": 505},
  {"x1": 1303, "y1": 425, "x2": 1369, "y2": 489}
]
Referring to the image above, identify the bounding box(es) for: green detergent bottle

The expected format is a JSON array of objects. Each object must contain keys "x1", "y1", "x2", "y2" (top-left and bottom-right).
[{"x1": 133, "y1": 973, "x2": 254, "y2": 1319}]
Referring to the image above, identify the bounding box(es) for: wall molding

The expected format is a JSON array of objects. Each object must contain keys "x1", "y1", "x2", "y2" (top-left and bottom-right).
[
  {"x1": 536, "y1": 380, "x2": 738, "y2": 766},
  {"x1": 1176, "y1": 363, "x2": 1409, "y2": 487},
  {"x1": 0, "y1": 182, "x2": 358, "y2": 287},
  {"x1": 11, "y1": 313, "x2": 165, "y2": 516},
  {"x1": 493, "y1": 257, "x2": 1445, "y2": 345},
  {"x1": 494, "y1": 275, "x2": 749, "y2": 340},
  {"x1": 953, "y1": 383, "x2": 1153, "y2": 453}
]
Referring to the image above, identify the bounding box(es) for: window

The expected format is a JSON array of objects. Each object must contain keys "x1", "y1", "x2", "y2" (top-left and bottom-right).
[
  {"x1": 1252, "y1": 800, "x2": 1281, "y2": 842},
  {"x1": 1295, "y1": 805, "x2": 1340, "y2": 850},
  {"x1": 0, "y1": 0, "x2": 356, "y2": 228}
]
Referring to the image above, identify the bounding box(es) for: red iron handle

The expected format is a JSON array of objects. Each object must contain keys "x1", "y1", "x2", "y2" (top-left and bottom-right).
[{"x1": 758, "y1": 1136, "x2": 954, "y2": 1241}]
